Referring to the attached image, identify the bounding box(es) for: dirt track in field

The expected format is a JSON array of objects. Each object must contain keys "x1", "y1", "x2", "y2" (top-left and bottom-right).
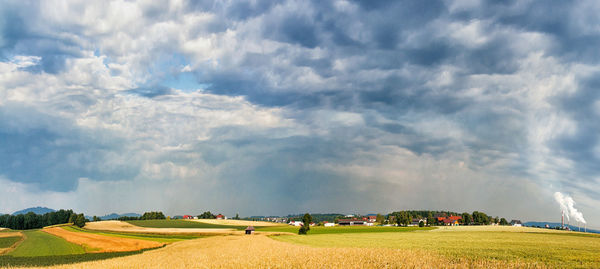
[
  {"x1": 84, "y1": 221, "x2": 238, "y2": 235},
  {"x1": 43, "y1": 227, "x2": 163, "y2": 252}
]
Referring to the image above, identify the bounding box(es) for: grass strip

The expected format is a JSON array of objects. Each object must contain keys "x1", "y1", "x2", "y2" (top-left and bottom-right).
[
  {"x1": 0, "y1": 246, "x2": 164, "y2": 267},
  {"x1": 0, "y1": 237, "x2": 21, "y2": 248},
  {"x1": 8, "y1": 230, "x2": 85, "y2": 257}
]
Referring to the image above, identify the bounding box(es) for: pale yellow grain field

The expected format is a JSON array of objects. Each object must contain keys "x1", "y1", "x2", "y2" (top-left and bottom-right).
[
  {"x1": 28, "y1": 235, "x2": 526, "y2": 269},
  {"x1": 187, "y1": 219, "x2": 284, "y2": 227},
  {"x1": 0, "y1": 232, "x2": 21, "y2": 238},
  {"x1": 84, "y1": 221, "x2": 237, "y2": 235}
]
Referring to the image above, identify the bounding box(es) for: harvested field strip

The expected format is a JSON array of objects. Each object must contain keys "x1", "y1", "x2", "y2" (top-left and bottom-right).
[
  {"x1": 188, "y1": 219, "x2": 284, "y2": 227},
  {"x1": 37, "y1": 235, "x2": 517, "y2": 269},
  {"x1": 84, "y1": 220, "x2": 236, "y2": 235},
  {"x1": 9, "y1": 230, "x2": 85, "y2": 257},
  {"x1": 127, "y1": 219, "x2": 246, "y2": 229},
  {"x1": 0, "y1": 232, "x2": 22, "y2": 238},
  {"x1": 64, "y1": 226, "x2": 198, "y2": 243},
  {"x1": 43, "y1": 227, "x2": 164, "y2": 253}
]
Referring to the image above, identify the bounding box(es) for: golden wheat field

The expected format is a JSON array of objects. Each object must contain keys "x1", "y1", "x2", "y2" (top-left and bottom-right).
[
  {"x1": 83, "y1": 221, "x2": 236, "y2": 235},
  {"x1": 19, "y1": 235, "x2": 526, "y2": 269},
  {"x1": 42, "y1": 227, "x2": 163, "y2": 253}
]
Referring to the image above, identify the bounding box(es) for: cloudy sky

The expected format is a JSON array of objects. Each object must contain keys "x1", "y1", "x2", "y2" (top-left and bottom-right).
[{"x1": 0, "y1": 0, "x2": 598, "y2": 227}]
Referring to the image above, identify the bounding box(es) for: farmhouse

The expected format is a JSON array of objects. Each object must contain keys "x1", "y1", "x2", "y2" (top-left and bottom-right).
[
  {"x1": 323, "y1": 221, "x2": 335, "y2": 227},
  {"x1": 437, "y1": 215, "x2": 462, "y2": 226},
  {"x1": 245, "y1": 226, "x2": 255, "y2": 235},
  {"x1": 410, "y1": 218, "x2": 427, "y2": 226},
  {"x1": 216, "y1": 214, "x2": 226, "y2": 220},
  {"x1": 338, "y1": 218, "x2": 367, "y2": 226},
  {"x1": 510, "y1": 220, "x2": 522, "y2": 227},
  {"x1": 289, "y1": 221, "x2": 303, "y2": 226},
  {"x1": 368, "y1": 216, "x2": 377, "y2": 223},
  {"x1": 183, "y1": 215, "x2": 194, "y2": 219}
]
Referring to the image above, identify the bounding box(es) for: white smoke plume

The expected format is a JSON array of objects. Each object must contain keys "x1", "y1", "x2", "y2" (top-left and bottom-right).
[{"x1": 554, "y1": 192, "x2": 586, "y2": 224}]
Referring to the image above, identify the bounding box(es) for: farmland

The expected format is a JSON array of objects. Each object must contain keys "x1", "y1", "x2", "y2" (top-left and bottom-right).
[
  {"x1": 9, "y1": 230, "x2": 85, "y2": 257},
  {"x1": 2, "y1": 221, "x2": 600, "y2": 268},
  {"x1": 257, "y1": 225, "x2": 434, "y2": 234},
  {"x1": 84, "y1": 220, "x2": 237, "y2": 235},
  {"x1": 43, "y1": 227, "x2": 164, "y2": 253},
  {"x1": 273, "y1": 226, "x2": 600, "y2": 267},
  {"x1": 126, "y1": 219, "x2": 246, "y2": 229},
  {"x1": 29, "y1": 233, "x2": 518, "y2": 268}
]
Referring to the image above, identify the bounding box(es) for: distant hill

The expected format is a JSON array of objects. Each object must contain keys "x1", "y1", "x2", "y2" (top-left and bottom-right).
[
  {"x1": 524, "y1": 221, "x2": 599, "y2": 234},
  {"x1": 100, "y1": 213, "x2": 141, "y2": 220},
  {"x1": 12, "y1": 207, "x2": 56, "y2": 215}
]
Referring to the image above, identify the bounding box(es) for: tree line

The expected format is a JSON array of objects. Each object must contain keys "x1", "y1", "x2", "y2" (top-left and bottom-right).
[
  {"x1": 113, "y1": 211, "x2": 166, "y2": 221},
  {"x1": 387, "y1": 210, "x2": 508, "y2": 226},
  {"x1": 0, "y1": 209, "x2": 81, "y2": 230}
]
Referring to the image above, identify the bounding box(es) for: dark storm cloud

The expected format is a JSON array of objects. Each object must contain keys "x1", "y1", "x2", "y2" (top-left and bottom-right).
[
  {"x1": 550, "y1": 75, "x2": 600, "y2": 178},
  {"x1": 0, "y1": 2, "x2": 86, "y2": 73},
  {"x1": 0, "y1": 105, "x2": 139, "y2": 192},
  {"x1": 1, "y1": 0, "x2": 600, "y2": 224}
]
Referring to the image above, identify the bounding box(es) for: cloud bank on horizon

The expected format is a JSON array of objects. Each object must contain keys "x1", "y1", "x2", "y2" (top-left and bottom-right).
[{"x1": 0, "y1": 0, "x2": 599, "y2": 226}]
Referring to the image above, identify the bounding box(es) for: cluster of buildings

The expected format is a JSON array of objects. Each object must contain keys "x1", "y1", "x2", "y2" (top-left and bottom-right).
[{"x1": 181, "y1": 214, "x2": 226, "y2": 220}]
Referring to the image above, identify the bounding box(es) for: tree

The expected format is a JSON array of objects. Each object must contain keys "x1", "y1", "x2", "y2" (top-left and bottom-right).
[
  {"x1": 461, "y1": 212, "x2": 472, "y2": 225},
  {"x1": 234, "y1": 213, "x2": 240, "y2": 220},
  {"x1": 375, "y1": 214, "x2": 385, "y2": 224},
  {"x1": 92, "y1": 216, "x2": 100, "y2": 222},
  {"x1": 419, "y1": 220, "x2": 425, "y2": 227},
  {"x1": 198, "y1": 211, "x2": 216, "y2": 219},
  {"x1": 499, "y1": 218, "x2": 508, "y2": 225},
  {"x1": 74, "y1": 214, "x2": 86, "y2": 228},
  {"x1": 298, "y1": 213, "x2": 312, "y2": 235}
]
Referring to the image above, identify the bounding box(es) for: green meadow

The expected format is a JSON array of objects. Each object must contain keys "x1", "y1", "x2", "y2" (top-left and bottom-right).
[
  {"x1": 8, "y1": 230, "x2": 85, "y2": 257},
  {"x1": 257, "y1": 225, "x2": 434, "y2": 234}
]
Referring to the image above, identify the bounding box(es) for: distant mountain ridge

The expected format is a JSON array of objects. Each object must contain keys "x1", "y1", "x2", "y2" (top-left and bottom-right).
[
  {"x1": 100, "y1": 213, "x2": 141, "y2": 220},
  {"x1": 12, "y1": 207, "x2": 56, "y2": 215},
  {"x1": 524, "y1": 221, "x2": 599, "y2": 234}
]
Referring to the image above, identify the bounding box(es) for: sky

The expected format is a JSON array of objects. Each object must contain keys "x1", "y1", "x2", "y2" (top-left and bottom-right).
[{"x1": 0, "y1": 0, "x2": 599, "y2": 227}]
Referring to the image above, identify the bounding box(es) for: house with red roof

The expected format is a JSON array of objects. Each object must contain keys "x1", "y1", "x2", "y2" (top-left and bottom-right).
[{"x1": 438, "y1": 215, "x2": 462, "y2": 226}]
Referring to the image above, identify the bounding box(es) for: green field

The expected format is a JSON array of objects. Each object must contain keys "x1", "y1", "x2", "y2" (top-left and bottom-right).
[
  {"x1": 64, "y1": 226, "x2": 200, "y2": 243},
  {"x1": 0, "y1": 236, "x2": 21, "y2": 248},
  {"x1": 272, "y1": 227, "x2": 600, "y2": 267},
  {"x1": 126, "y1": 220, "x2": 248, "y2": 230},
  {"x1": 8, "y1": 230, "x2": 85, "y2": 257},
  {"x1": 0, "y1": 247, "x2": 163, "y2": 267},
  {"x1": 258, "y1": 225, "x2": 434, "y2": 234}
]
